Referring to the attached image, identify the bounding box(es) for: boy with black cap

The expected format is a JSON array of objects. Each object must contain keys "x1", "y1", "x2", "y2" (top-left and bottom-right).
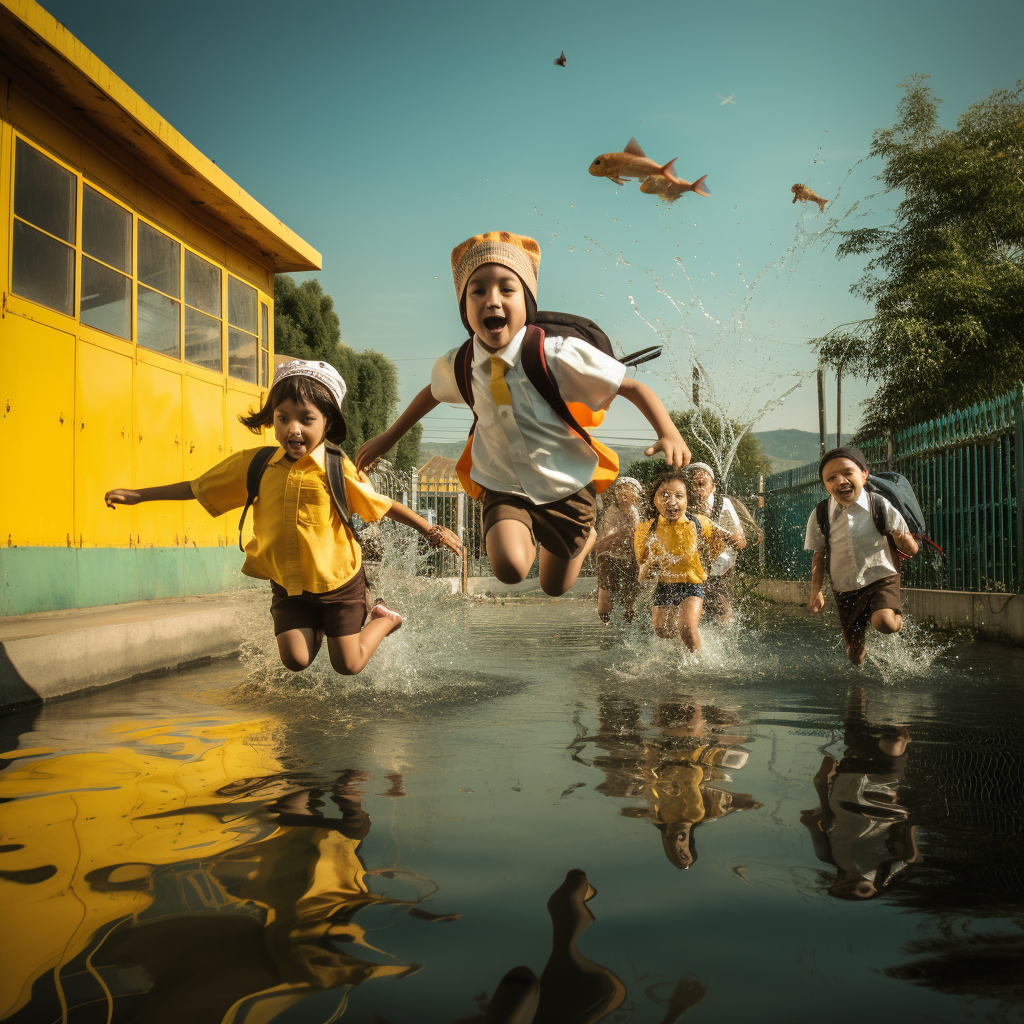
[
  {"x1": 356, "y1": 231, "x2": 688, "y2": 596},
  {"x1": 805, "y1": 447, "x2": 919, "y2": 664}
]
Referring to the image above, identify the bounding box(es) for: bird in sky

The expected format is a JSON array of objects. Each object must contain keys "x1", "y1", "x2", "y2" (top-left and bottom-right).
[
  {"x1": 554, "y1": 50, "x2": 567, "y2": 67},
  {"x1": 716, "y1": 94, "x2": 736, "y2": 105}
]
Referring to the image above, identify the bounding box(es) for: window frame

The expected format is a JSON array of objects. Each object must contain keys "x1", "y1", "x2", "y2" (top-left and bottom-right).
[{"x1": 7, "y1": 133, "x2": 271, "y2": 394}]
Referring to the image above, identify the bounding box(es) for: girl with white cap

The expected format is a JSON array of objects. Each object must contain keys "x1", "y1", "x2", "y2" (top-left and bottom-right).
[{"x1": 105, "y1": 359, "x2": 461, "y2": 676}]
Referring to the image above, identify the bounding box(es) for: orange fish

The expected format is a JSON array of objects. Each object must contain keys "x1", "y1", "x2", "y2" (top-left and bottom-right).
[
  {"x1": 640, "y1": 171, "x2": 711, "y2": 202},
  {"x1": 791, "y1": 183, "x2": 828, "y2": 212},
  {"x1": 589, "y1": 138, "x2": 676, "y2": 186},
  {"x1": 554, "y1": 50, "x2": 567, "y2": 67}
]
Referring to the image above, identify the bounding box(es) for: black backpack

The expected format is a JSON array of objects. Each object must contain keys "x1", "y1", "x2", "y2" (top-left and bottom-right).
[
  {"x1": 237, "y1": 442, "x2": 361, "y2": 551},
  {"x1": 533, "y1": 311, "x2": 663, "y2": 368}
]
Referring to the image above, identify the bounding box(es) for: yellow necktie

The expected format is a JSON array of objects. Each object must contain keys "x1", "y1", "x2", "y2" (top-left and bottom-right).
[{"x1": 489, "y1": 356, "x2": 513, "y2": 407}]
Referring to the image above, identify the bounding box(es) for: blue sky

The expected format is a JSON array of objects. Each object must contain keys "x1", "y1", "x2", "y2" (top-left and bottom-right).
[{"x1": 41, "y1": 0, "x2": 1023, "y2": 448}]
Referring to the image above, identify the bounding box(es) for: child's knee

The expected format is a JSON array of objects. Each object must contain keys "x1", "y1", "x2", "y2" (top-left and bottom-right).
[
  {"x1": 280, "y1": 651, "x2": 311, "y2": 672},
  {"x1": 328, "y1": 650, "x2": 361, "y2": 676},
  {"x1": 542, "y1": 579, "x2": 571, "y2": 597},
  {"x1": 492, "y1": 560, "x2": 529, "y2": 585},
  {"x1": 872, "y1": 609, "x2": 901, "y2": 634}
]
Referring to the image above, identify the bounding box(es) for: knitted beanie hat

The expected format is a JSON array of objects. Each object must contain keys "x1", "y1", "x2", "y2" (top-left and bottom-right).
[{"x1": 451, "y1": 231, "x2": 541, "y2": 306}]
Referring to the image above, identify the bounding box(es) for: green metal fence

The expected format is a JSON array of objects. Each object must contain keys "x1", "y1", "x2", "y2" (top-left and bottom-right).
[{"x1": 742, "y1": 385, "x2": 1024, "y2": 593}]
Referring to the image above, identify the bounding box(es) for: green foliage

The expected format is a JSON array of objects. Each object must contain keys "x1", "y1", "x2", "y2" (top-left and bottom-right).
[
  {"x1": 624, "y1": 408, "x2": 771, "y2": 488},
  {"x1": 274, "y1": 276, "x2": 415, "y2": 466},
  {"x1": 815, "y1": 76, "x2": 1024, "y2": 435},
  {"x1": 392, "y1": 423, "x2": 423, "y2": 474}
]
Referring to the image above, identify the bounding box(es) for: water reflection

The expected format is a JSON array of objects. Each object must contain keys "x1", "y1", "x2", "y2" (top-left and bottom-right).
[
  {"x1": 800, "y1": 686, "x2": 918, "y2": 900},
  {"x1": 0, "y1": 718, "x2": 443, "y2": 1023},
  {"x1": 574, "y1": 695, "x2": 760, "y2": 869}
]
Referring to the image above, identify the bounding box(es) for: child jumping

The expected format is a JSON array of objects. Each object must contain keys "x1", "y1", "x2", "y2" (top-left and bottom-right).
[
  {"x1": 354, "y1": 231, "x2": 689, "y2": 596},
  {"x1": 634, "y1": 469, "x2": 740, "y2": 651},
  {"x1": 105, "y1": 359, "x2": 461, "y2": 676},
  {"x1": 804, "y1": 446, "x2": 918, "y2": 665}
]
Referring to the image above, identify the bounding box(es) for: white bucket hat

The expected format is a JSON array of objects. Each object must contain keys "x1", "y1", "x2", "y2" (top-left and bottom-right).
[{"x1": 272, "y1": 359, "x2": 347, "y2": 413}]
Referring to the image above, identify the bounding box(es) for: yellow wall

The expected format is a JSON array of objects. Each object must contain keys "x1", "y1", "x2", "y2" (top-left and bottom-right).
[{"x1": 0, "y1": 85, "x2": 275, "y2": 554}]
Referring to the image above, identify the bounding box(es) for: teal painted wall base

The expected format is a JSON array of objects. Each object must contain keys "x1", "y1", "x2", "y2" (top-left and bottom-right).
[{"x1": 0, "y1": 547, "x2": 259, "y2": 616}]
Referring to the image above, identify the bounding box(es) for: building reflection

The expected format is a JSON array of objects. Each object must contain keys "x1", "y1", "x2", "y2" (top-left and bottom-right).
[
  {"x1": 0, "y1": 717, "x2": 442, "y2": 1023},
  {"x1": 575, "y1": 695, "x2": 761, "y2": 870}
]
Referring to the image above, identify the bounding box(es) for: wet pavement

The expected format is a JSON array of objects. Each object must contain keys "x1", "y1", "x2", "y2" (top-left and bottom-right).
[{"x1": 1, "y1": 599, "x2": 1022, "y2": 1023}]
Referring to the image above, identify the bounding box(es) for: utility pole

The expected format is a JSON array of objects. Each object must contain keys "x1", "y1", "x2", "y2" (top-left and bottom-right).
[
  {"x1": 817, "y1": 366, "x2": 827, "y2": 458},
  {"x1": 836, "y1": 368, "x2": 842, "y2": 448}
]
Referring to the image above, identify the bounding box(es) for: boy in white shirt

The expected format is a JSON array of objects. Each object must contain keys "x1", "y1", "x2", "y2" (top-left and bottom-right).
[
  {"x1": 356, "y1": 231, "x2": 689, "y2": 596},
  {"x1": 804, "y1": 447, "x2": 919, "y2": 664},
  {"x1": 686, "y1": 463, "x2": 746, "y2": 620}
]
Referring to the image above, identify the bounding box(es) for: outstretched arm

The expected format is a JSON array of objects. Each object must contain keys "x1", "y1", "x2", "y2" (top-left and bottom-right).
[
  {"x1": 807, "y1": 550, "x2": 826, "y2": 612},
  {"x1": 356, "y1": 386, "x2": 439, "y2": 473},
  {"x1": 106, "y1": 482, "x2": 196, "y2": 507},
  {"x1": 615, "y1": 378, "x2": 689, "y2": 467},
  {"x1": 384, "y1": 500, "x2": 462, "y2": 555}
]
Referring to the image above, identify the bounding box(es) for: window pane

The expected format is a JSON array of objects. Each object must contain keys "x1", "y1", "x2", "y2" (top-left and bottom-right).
[
  {"x1": 83, "y1": 185, "x2": 131, "y2": 273},
  {"x1": 260, "y1": 349, "x2": 269, "y2": 387},
  {"x1": 14, "y1": 139, "x2": 76, "y2": 243},
  {"x1": 261, "y1": 302, "x2": 269, "y2": 347},
  {"x1": 228, "y1": 328, "x2": 257, "y2": 383},
  {"x1": 139, "y1": 222, "x2": 180, "y2": 298},
  {"x1": 81, "y1": 256, "x2": 131, "y2": 339},
  {"x1": 228, "y1": 277, "x2": 257, "y2": 333},
  {"x1": 185, "y1": 306, "x2": 222, "y2": 370},
  {"x1": 11, "y1": 220, "x2": 74, "y2": 315},
  {"x1": 185, "y1": 250, "x2": 221, "y2": 316},
  {"x1": 138, "y1": 285, "x2": 180, "y2": 357}
]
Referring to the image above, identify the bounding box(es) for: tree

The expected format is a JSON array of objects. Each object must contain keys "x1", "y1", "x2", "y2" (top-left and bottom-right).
[
  {"x1": 273, "y1": 276, "x2": 420, "y2": 471},
  {"x1": 625, "y1": 409, "x2": 771, "y2": 487},
  {"x1": 815, "y1": 76, "x2": 1024, "y2": 436}
]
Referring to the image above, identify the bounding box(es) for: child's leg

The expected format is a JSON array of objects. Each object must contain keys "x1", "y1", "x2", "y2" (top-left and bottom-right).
[
  {"x1": 277, "y1": 628, "x2": 323, "y2": 671},
  {"x1": 678, "y1": 597, "x2": 703, "y2": 652},
  {"x1": 870, "y1": 608, "x2": 902, "y2": 634},
  {"x1": 326, "y1": 607, "x2": 401, "y2": 676},
  {"x1": 597, "y1": 587, "x2": 613, "y2": 623},
  {"x1": 538, "y1": 528, "x2": 597, "y2": 596},
  {"x1": 486, "y1": 520, "x2": 537, "y2": 584},
  {"x1": 652, "y1": 605, "x2": 679, "y2": 639}
]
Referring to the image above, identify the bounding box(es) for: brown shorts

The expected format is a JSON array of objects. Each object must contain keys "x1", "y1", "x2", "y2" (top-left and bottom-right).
[
  {"x1": 597, "y1": 554, "x2": 640, "y2": 602},
  {"x1": 270, "y1": 568, "x2": 369, "y2": 637},
  {"x1": 833, "y1": 574, "x2": 901, "y2": 647},
  {"x1": 482, "y1": 484, "x2": 597, "y2": 561}
]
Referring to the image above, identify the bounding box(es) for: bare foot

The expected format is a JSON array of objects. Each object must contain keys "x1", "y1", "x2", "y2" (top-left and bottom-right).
[
  {"x1": 372, "y1": 599, "x2": 403, "y2": 635},
  {"x1": 846, "y1": 639, "x2": 866, "y2": 665},
  {"x1": 599, "y1": 611, "x2": 611, "y2": 625}
]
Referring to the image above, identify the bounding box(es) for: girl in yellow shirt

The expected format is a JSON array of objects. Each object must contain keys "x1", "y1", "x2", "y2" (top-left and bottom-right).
[
  {"x1": 634, "y1": 469, "x2": 737, "y2": 650},
  {"x1": 105, "y1": 359, "x2": 460, "y2": 676}
]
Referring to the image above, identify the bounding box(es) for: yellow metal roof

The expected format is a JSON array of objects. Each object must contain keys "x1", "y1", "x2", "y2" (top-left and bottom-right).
[
  {"x1": 0, "y1": 0, "x2": 321, "y2": 273},
  {"x1": 418, "y1": 456, "x2": 459, "y2": 480}
]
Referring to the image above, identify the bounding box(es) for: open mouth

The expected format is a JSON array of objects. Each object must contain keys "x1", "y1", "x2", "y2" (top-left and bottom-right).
[
  {"x1": 483, "y1": 316, "x2": 507, "y2": 332},
  {"x1": 663, "y1": 507, "x2": 681, "y2": 519}
]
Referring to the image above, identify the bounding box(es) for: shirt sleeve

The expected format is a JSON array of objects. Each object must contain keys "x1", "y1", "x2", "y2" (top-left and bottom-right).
[
  {"x1": 882, "y1": 497, "x2": 909, "y2": 535},
  {"x1": 430, "y1": 346, "x2": 466, "y2": 405},
  {"x1": 804, "y1": 509, "x2": 826, "y2": 551},
  {"x1": 190, "y1": 449, "x2": 253, "y2": 517},
  {"x1": 342, "y1": 459, "x2": 393, "y2": 523},
  {"x1": 634, "y1": 520, "x2": 653, "y2": 563},
  {"x1": 545, "y1": 337, "x2": 626, "y2": 412}
]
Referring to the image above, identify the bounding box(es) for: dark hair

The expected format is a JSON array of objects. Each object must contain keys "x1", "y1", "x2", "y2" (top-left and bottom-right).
[
  {"x1": 240, "y1": 375, "x2": 347, "y2": 444},
  {"x1": 458, "y1": 271, "x2": 537, "y2": 335}
]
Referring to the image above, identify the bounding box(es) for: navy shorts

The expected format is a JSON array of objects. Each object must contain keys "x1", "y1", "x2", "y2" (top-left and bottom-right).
[{"x1": 652, "y1": 582, "x2": 705, "y2": 606}]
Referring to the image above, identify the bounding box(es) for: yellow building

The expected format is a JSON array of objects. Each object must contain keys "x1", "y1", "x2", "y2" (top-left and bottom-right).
[{"x1": 0, "y1": 0, "x2": 321, "y2": 615}]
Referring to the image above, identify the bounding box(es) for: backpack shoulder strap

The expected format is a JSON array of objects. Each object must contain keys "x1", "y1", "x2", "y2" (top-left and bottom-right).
[
  {"x1": 519, "y1": 325, "x2": 594, "y2": 446},
  {"x1": 324, "y1": 444, "x2": 362, "y2": 548},
  {"x1": 815, "y1": 499, "x2": 831, "y2": 546},
  {"x1": 238, "y1": 446, "x2": 278, "y2": 551},
  {"x1": 453, "y1": 339, "x2": 475, "y2": 409},
  {"x1": 869, "y1": 491, "x2": 899, "y2": 566}
]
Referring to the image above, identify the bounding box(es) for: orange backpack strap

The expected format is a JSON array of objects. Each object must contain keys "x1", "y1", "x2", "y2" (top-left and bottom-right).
[
  {"x1": 519, "y1": 326, "x2": 620, "y2": 492},
  {"x1": 453, "y1": 339, "x2": 485, "y2": 500}
]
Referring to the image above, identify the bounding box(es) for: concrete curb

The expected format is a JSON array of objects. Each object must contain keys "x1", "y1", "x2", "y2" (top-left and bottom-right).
[
  {"x1": 0, "y1": 602, "x2": 241, "y2": 714},
  {"x1": 754, "y1": 579, "x2": 1024, "y2": 645}
]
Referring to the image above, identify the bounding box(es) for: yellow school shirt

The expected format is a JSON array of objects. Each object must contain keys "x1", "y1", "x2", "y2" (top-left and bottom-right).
[
  {"x1": 191, "y1": 444, "x2": 392, "y2": 596},
  {"x1": 634, "y1": 515, "x2": 715, "y2": 585}
]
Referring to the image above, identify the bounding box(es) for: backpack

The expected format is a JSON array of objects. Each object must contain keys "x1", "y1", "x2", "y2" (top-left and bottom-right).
[
  {"x1": 453, "y1": 318, "x2": 627, "y2": 500},
  {"x1": 237, "y1": 442, "x2": 361, "y2": 551},
  {"x1": 814, "y1": 472, "x2": 940, "y2": 576}
]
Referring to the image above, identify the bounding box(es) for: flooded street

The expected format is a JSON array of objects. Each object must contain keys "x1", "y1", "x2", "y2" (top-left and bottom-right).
[{"x1": 2, "y1": 599, "x2": 1023, "y2": 1023}]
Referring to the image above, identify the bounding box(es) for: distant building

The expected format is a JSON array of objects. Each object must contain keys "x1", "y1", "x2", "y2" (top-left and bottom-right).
[
  {"x1": 416, "y1": 456, "x2": 463, "y2": 493},
  {"x1": 0, "y1": 0, "x2": 320, "y2": 614}
]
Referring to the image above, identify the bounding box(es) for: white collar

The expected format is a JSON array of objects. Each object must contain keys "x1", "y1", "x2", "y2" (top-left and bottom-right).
[
  {"x1": 473, "y1": 324, "x2": 527, "y2": 368},
  {"x1": 830, "y1": 488, "x2": 871, "y2": 517}
]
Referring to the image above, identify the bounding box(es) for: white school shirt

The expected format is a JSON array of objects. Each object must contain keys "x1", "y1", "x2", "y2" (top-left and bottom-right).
[
  {"x1": 803, "y1": 490, "x2": 907, "y2": 594},
  {"x1": 707, "y1": 490, "x2": 742, "y2": 576},
  {"x1": 430, "y1": 326, "x2": 625, "y2": 505}
]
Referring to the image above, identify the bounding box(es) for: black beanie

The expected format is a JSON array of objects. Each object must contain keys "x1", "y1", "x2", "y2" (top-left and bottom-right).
[{"x1": 819, "y1": 446, "x2": 868, "y2": 480}]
